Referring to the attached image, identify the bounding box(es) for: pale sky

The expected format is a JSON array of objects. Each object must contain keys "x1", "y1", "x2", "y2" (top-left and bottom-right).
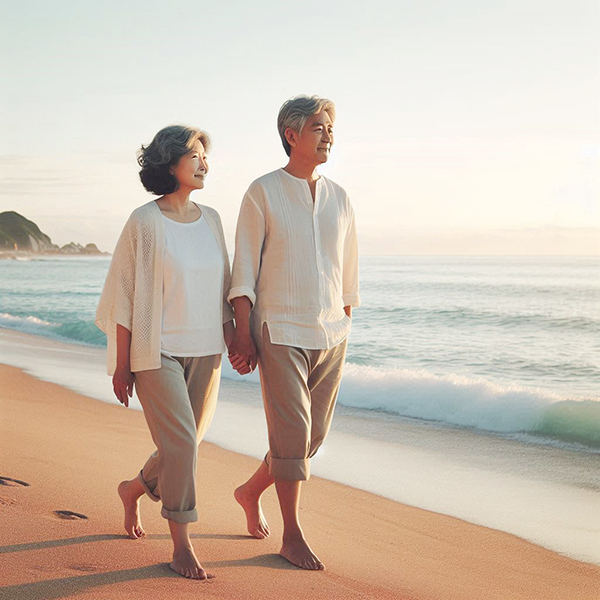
[{"x1": 1, "y1": 0, "x2": 598, "y2": 254}]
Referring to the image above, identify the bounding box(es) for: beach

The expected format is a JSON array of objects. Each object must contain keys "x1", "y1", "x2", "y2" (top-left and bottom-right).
[
  {"x1": 2, "y1": 363, "x2": 599, "y2": 600},
  {"x1": 1, "y1": 254, "x2": 599, "y2": 598}
]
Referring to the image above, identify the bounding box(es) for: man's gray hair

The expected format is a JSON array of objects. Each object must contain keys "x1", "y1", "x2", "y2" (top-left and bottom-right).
[{"x1": 277, "y1": 95, "x2": 336, "y2": 157}]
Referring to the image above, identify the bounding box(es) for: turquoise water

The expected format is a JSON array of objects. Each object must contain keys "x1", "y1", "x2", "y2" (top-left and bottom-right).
[{"x1": 1, "y1": 255, "x2": 599, "y2": 448}]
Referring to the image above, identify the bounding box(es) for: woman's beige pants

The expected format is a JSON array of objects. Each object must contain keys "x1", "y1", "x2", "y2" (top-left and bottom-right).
[{"x1": 134, "y1": 353, "x2": 221, "y2": 523}]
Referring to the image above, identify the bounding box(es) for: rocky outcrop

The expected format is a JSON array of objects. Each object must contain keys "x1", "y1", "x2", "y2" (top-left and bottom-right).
[
  {"x1": 0, "y1": 212, "x2": 57, "y2": 252},
  {"x1": 0, "y1": 211, "x2": 105, "y2": 255},
  {"x1": 60, "y1": 242, "x2": 104, "y2": 254}
]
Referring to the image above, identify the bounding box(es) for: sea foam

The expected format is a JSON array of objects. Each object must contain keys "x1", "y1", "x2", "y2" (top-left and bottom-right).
[
  {"x1": 335, "y1": 363, "x2": 600, "y2": 448},
  {"x1": 222, "y1": 359, "x2": 600, "y2": 448}
]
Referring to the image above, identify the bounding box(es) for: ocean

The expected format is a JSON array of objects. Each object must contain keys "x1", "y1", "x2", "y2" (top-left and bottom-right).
[
  {"x1": 1, "y1": 255, "x2": 598, "y2": 449},
  {"x1": 1, "y1": 255, "x2": 599, "y2": 564}
]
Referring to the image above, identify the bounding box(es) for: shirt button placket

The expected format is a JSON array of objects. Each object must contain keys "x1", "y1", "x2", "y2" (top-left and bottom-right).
[{"x1": 312, "y1": 184, "x2": 327, "y2": 347}]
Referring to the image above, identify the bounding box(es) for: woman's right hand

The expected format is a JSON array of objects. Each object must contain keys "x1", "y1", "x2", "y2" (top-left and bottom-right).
[{"x1": 113, "y1": 366, "x2": 135, "y2": 407}]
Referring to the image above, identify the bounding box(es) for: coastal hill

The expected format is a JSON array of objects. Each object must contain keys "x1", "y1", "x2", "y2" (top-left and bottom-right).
[{"x1": 0, "y1": 211, "x2": 105, "y2": 255}]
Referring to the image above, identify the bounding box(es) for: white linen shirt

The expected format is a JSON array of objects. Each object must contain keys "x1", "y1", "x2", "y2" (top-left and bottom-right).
[{"x1": 228, "y1": 168, "x2": 360, "y2": 350}]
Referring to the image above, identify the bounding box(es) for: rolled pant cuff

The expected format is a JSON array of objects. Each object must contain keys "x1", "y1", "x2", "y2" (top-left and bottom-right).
[
  {"x1": 161, "y1": 507, "x2": 198, "y2": 523},
  {"x1": 268, "y1": 457, "x2": 310, "y2": 481},
  {"x1": 137, "y1": 470, "x2": 160, "y2": 503}
]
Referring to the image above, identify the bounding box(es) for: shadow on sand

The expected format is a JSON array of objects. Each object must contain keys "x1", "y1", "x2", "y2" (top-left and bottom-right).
[
  {"x1": 0, "y1": 532, "x2": 251, "y2": 554},
  {"x1": 0, "y1": 554, "x2": 297, "y2": 600}
]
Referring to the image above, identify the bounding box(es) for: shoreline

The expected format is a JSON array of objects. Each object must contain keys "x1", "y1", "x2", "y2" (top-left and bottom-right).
[
  {"x1": 0, "y1": 251, "x2": 110, "y2": 260},
  {"x1": 1, "y1": 326, "x2": 599, "y2": 567},
  {"x1": 1, "y1": 363, "x2": 599, "y2": 599}
]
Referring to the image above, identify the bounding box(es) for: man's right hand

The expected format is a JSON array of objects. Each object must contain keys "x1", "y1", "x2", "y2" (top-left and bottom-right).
[
  {"x1": 229, "y1": 332, "x2": 258, "y2": 373},
  {"x1": 113, "y1": 366, "x2": 134, "y2": 407}
]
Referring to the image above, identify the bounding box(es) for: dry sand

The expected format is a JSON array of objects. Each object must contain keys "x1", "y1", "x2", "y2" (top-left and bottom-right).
[{"x1": 1, "y1": 364, "x2": 598, "y2": 600}]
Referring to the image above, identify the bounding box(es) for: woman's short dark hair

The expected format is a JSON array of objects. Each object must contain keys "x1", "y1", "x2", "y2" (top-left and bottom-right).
[{"x1": 137, "y1": 125, "x2": 211, "y2": 195}]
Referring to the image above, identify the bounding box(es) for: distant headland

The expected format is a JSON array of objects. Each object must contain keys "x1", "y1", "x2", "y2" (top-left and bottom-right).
[{"x1": 0, "y1": 211, "x2": 108, "y2": 258}]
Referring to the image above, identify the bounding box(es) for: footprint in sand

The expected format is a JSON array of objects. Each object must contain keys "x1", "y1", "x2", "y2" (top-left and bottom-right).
[
  {"x1": 54, "y1": 510, "x2": 88, "y2": 520},
  {"x1": 0, "y1": 476, "x2": 30, "y2": 487},
  {"x1": 0, "y1": 496, "x2": 17, "y2": 507},
  {"x1": 68, "y1": 564, "x2": 100, "y2": 572}
]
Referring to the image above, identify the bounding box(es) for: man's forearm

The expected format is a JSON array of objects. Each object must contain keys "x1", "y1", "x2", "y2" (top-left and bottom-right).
[
  {"x1": 232, "y1": 296, "x2": 253, "y2": 337},
  {"x1": 344, "y1": 305, "x2": 352, "y2": 318}
]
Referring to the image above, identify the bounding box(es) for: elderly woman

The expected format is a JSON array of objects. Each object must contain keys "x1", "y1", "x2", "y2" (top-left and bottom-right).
[{"x1": 96, "y1": 125, "x2": 248, "y2": 580}]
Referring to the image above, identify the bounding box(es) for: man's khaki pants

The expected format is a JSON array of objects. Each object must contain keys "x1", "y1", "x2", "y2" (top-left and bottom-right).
[
  {"x1": 134, "y1": 353, "x2": 221, "y2": 523},
  {"x1": 254, "y1": 323, "x2": 347, "y2": 481}
]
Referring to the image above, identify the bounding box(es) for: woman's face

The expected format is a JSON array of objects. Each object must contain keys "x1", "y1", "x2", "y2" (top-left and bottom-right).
[{"x1": 171, "y1": 140, "x2": 209, "y2": 191}]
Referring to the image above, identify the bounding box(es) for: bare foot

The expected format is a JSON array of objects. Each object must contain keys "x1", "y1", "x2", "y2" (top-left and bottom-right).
[
  {"x1": 280, "y1": 534, "x2": 324, "y2": 570},
  {"x1": 234, "y1": 484, "x2": 270, "y2": 539},
  {"x1": 170, "y1": 547, "x2": 208, "y2": 580},
  {"x1": 117, "y1": 480, "x2": 145, "y2": 539}
]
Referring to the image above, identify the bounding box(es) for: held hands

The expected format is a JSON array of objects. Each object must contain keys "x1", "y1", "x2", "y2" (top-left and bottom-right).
[
  {"x1": 112, "y1": 366, "x2": 134, "y2": 407},
  {"x1": 228, "y1": 332, "x2": 258, "y2": 375}
]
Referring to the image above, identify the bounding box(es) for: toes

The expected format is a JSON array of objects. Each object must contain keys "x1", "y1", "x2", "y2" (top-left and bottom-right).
[
  {"x1": 306, "y1": 559, "x2": 322, "y2": 571},
  {"x1": 126, "y1": 524, "x2": 144, "y2": 539}
]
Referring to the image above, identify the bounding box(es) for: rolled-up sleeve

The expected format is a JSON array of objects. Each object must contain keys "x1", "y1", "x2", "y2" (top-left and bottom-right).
[
  {"x1": 342, "y1": 205, "x2": 361, "y2": 308},
  {"x1": 227, "y1": 187, "x2": 266, "y2": 307}
]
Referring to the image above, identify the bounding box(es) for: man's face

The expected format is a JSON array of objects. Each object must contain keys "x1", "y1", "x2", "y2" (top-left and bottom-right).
[{"x1": 289, "y1": 110, "x2": 334, "y2": 164}]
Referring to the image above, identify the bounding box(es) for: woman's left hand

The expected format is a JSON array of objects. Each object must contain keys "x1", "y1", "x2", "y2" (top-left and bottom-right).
[{"x1": 113, "y1": 366, "x2": 135, "y2": 407}]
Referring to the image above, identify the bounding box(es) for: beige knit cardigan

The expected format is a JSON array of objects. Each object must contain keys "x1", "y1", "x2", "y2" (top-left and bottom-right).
[{"x1": 95, "y1": 200, "x2": 234, "y2": 375}]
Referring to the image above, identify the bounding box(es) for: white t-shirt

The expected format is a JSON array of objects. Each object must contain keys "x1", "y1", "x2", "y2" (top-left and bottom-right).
[{"x1": 161, "y1": 214, "x2": 226, "y2": 357}]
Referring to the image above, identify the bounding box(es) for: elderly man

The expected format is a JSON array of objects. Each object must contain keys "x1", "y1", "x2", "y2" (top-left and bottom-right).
[{"x1": 228, "y1": 95, "x2": 360, "y2": 570}]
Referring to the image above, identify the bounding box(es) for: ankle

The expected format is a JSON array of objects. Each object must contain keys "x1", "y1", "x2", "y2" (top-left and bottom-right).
[
  {"x1": 237, "y1": 483, "x2": 261, "y2": 501},
  {"x1": 173, "y1": 542, "x2": 194, "y2": 555},
  {"x1": 282, "y1": 528, "x2": 304, "y2": 542},
  {"x1": 120, "y1": 480, "x2": 143, "y2": 501}
]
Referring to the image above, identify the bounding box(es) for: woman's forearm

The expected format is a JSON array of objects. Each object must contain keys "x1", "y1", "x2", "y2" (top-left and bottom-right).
[
  {"x1": 223, "y1": 319, "x2": 235, "y2": 350},
  {"x1": 116, "y1": 324, "x2": 132, "y2": 370}
]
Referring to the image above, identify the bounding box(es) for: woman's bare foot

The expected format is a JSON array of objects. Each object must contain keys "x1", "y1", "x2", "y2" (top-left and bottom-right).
[
  {"x1": 170, "y1": 546, "x2": 207, "y2": 580},
  {"x1": 117, "y1": 479, "x2": 145, "y2": 539},
  {"x1": 234, "y1": 484, "x2": 270, "y2": 539},
  {"x1": 280, "y1": 533, "x2": 324, "y2": 570}
]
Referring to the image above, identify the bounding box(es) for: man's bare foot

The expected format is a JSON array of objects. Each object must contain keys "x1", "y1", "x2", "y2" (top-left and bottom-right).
[
  {"x1": 280, "y1": 533, "x2": 324, "y2": 570},
  {"x1": 234, "y1": 484, "x2": 270, "y2": 539},
  {"x1": 117, "y1": 480, "x2": 145, "y2": 539},
  {"x1": 170, "y1": 546, "x2": 208, "y2": 580}
]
